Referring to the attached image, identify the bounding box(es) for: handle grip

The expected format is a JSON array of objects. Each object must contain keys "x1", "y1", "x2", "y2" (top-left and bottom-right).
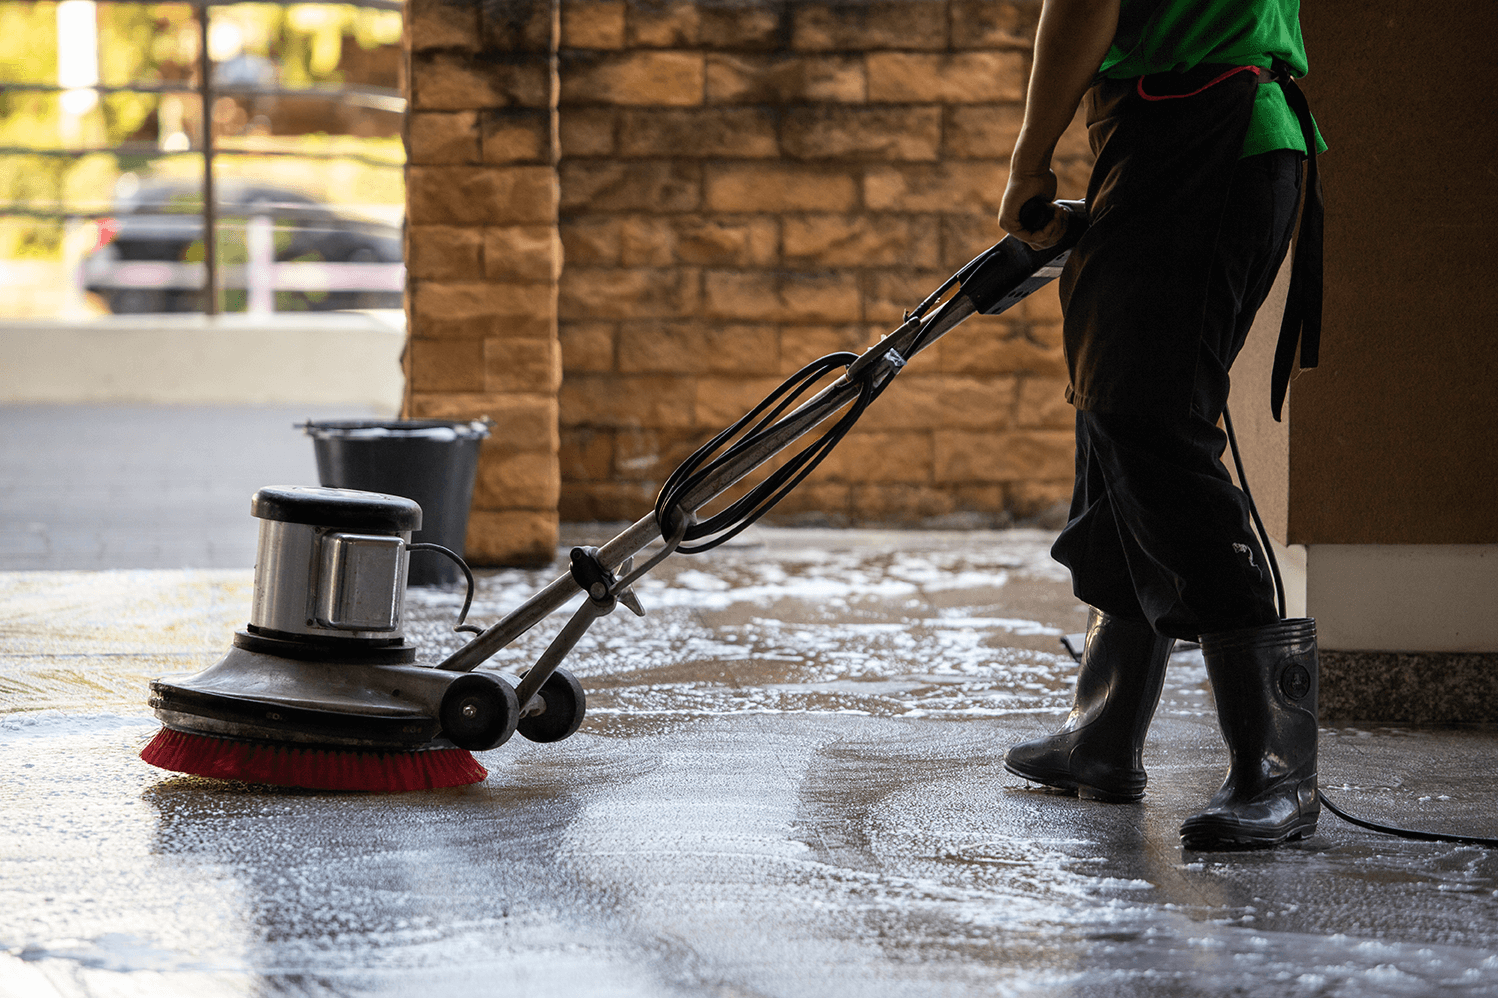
[{"x1": 1017, "y1": 195, "x2": 1057, "y2": 233}]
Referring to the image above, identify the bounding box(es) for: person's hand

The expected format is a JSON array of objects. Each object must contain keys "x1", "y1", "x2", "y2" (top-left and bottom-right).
[{"x1": 999, "y1": 167, "x2": 1065, "y2": 250}]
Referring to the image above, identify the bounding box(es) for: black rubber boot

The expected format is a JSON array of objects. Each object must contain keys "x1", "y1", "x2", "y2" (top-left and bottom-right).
[
  {"x1": 1004, "y1": 609, "x2": 1174, "y2": 802},
  {"x1": 1180, "y1": 617, "x2": 1320, "y2": 850}
]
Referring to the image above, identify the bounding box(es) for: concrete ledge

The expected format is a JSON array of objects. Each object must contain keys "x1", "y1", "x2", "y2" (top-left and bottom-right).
[
  {"x1": 1321, "y1": 650, "x2": 1498, "y2": 723},
  {"x1": 1, "y1": 312, "x2": 406, "y2": 409}
]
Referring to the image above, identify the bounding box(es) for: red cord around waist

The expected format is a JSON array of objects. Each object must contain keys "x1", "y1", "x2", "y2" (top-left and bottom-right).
[{"x1": 1136, "y1": 64, "x2": 1268, "y2": 101}]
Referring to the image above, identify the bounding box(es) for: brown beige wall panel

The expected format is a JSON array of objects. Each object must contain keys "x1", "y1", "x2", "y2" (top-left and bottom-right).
[{"x1": 1292, "y1": 2, "x2": 1498, "y2": 544}]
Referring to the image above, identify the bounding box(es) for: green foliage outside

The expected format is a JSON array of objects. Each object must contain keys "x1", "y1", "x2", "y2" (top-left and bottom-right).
[{"x1": 0, "y1": 1, "x2": 405, "y2": 262}]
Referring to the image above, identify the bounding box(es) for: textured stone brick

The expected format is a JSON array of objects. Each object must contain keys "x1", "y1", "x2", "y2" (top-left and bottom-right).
[
  {"x1": 1023, "y1": 281, "x2": 1064, "y2": 322},
  {"x1": 485, "y1": 225, "x2": 560, "y2": 281},
  {"x1": 1016, "y1": 376, "x2": 1073, "y2": 429},
  {"x1": 406, "y1": 392, "x2": 560, "y2": 450},
  {"x1": 1009, "y1": 479, "x2": 1075, "y2": 524},
  {"x1": 940, "y1": 213, "x2": 1006, "y2": 269},
  {"x1": 692, "y1": 376, "x2": 786, "y2": 430},
  {"x1": 409, "y1": 165, "x2": 558, "y2": 225},
  {"x1": 697, "y1": 3, "x2": 782, "y2": 49},
  {"x1": 559, "y1": 107, "x2": 616, "y2": 156},
  {"x1": 934, "y1": 429, "x2": 1074, "y2": 482},
  {"x1": 704, "y1": 270, "x2": 861, "y2": 323},
  {"x1": 944, "y1": 105, "x2": 1024, "y2": 159},
  {"x1": 560, "y1": 160, "x2": 702, "y2": 212},
  {"x1": 867, "y1": 52, "x2": 1027, "y2": 103},
  {"x1": 474, "y1": 449, "x2": 561, "y2": 509},
  {"x1": 560, "y1": 320, "x2": 616, "y2": 371},
  {"x1": 857, "y1": 374, "x2": 1015, "y2": 431},
  {"x1": 1054, "y1": 157, "x2": 1094, "y2": 199},
  {"x1": 673, "y1": 216, "x2": 778, "y2": 267},
  {"x1": 618, "y1": 107, "x2": 778, "y2": 158},
  {"x1": 847, "y1": 483, "x2": 959, "y2": 521},
  {"x1": 1027, "y1": 320, "x2": 1064, "y2": 350},
  {"x1": 781, "y1": 106, "x2": 941, "y2": 161},
  {"x1": 783, "y1": 215, "x2": 937, "y2": 268},
  {"x1": 618, "y1": 321, "x2": 777, "y2": 374},
  {"x1": 412, "y1": 52, "x2": 552, "y2": 111},
  {"x1": 560, "y1": 217, "x2": 622, "y2": 265},
  {"x1": 559, "y1": 426, "x2": 614, "y2": 479},
  {"x1": 620, "y1": 216, "x2": 676, "y2": 266},
  {"x1": 704, "y1": 163, "x2": 858, "y2": 213},
  {"x1": 863, "y1": 268, "x2": 948, "y2": 323},
  {"x1": 466, "y1": 509, "x2": 557, "y2": 567},
  {"x1": 559, "y1": 373, "x2": 696, "y2": 428},
  {"x1": 937, "y1": 322, "x2": 1067, "y2": 376},
  {"x1": 951, "y1": 483, "x2": 1006, "y2": 514},
  {"x1": 816, "y1": 431, "x2": 932, "y2": 483},
  {"x1": 759, "y1": 481, "x2": 852, "y2": 521},
  {"x1": 409, "y1": 111, "x2": 481, "y2": 165},
  {"x1": 481, "y1": 110, "x2": 553, "y2": 163},
  {"x1": 864, "y1": 161, "x2": 1008, "y2": 212},
  {"x1": 611, "y1": 427, "x2": 704, "y2": 479},
  {"x1": 705, "y1": 54, "x2": 866, "y2": 104},
  {"x1": 409, "y1": 338, "x2": 486, "y2": 392},
  {"x1": 792, "y1": 2, "x2": 948, "y2": 52},
  {"x1": 627, "y1": 0, "x2": 699, "y2": 47},
  {"x1": 411, "y1": 281, "x2": 557, "y2": 337},
  {"x1": 558, "y1": 267, "x2": 700, "y2": 319},
  {"x1": 480, "y1": 0, "x2": 556, "y2": 54},
  {"x1": 950, "y1": 0, "x2": 1041, "y2": 50},
  {"x1": 409, "y1": 0, "x2": 481, "y2": 51},
  {"x1": 561, "y1": 0, "x2": 625, "y2": 48},
  {"x1": 409, "y1": 225, "x2": 484, "y2": 280},
  {"x1": 558, "y1": 480, "x2": 658, "y2": 521},
  {"x1": 779, "y1": 324, "x2": 873, "y2": 373},
  {"x1": 561, "y1": 51, "x2": 705, "y2": 105},
  {"x1": 486, "y1": 336, "x2": 562, "y2": 393}
]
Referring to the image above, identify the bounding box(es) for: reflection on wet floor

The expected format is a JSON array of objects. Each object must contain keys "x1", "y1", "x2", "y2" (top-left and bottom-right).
[{"x1": 3, "y1": 527, "x2": 1497, "y2": 997}]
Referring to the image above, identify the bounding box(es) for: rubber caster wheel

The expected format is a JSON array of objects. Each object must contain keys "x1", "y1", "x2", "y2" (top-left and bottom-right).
[
  {"x1": 440, "y1": 672, "x2": 519, "y2": 751},
  {"x1": 517, "y1": 668, "x2": 586, "y2": 743}
]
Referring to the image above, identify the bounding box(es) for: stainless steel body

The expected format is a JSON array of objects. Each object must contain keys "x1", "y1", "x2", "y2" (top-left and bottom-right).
[{"x1": 251, "y1": 520, "x2": 411, "y2": 639}]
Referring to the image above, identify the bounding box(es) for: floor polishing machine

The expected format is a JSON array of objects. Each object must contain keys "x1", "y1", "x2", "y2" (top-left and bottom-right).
[{"x1": 141, "y1": 200, "x2": 1088, "y2": 791}]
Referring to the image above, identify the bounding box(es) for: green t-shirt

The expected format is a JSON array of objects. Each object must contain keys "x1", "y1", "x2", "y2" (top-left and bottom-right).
[{"x1": 1099, "y1": 0, "x2": 1325, "y2": 158}]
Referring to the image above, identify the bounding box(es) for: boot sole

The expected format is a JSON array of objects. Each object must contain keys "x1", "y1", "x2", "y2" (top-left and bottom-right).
[
  {"x1": 1179, "y1": 815, "x2": 1318, "y2": 851},
  {"x1": 1003, "y1": 760, "x2": 1145, "y2": 803}
]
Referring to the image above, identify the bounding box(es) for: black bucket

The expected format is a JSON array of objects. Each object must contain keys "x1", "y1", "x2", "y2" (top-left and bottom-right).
[{"x1": 303, "y1": 419, "x2": 490, "y2": 586}]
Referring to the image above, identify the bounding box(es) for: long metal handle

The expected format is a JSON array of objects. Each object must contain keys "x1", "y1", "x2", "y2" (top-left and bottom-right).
[
  {"x1": 437, "y1": 288, "x2": 983, "y2": 675},
  {"x1": 436, "y1": 513, "x2": 660, "y2": 672},
  {"x1": 512, "y1": 593, "x2": 614, "y2": 712}
]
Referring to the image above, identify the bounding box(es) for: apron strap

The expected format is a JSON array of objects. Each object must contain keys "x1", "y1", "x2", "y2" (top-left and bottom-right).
[{"x1": 1270, "y1": 72, "x2": 1324, "y2": 421}]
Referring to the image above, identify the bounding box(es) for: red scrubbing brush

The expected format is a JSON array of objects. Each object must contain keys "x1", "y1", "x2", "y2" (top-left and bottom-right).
[{"x1": 141, "y1": 727, "x2": 487, "y2": 792}]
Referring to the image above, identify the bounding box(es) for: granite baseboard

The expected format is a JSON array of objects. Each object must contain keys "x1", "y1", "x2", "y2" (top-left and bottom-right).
[{"x1": 1321, "y1": 650, "x2": 1498, "y2": 723}]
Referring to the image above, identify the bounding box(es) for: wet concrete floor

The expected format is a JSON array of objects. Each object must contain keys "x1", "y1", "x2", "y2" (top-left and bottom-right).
[{"x1": 2, "y1": 527, "x2": 1497, "y2": 997}]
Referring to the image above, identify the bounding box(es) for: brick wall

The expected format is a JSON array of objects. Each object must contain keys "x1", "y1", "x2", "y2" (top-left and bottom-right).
[
  {"x1": 553, "y1": 0, "x2": 1091, "y2": 528},
  {"x1": 405, "y1": 0, "x2": 1092, "y2": 562},
  {"x1": 404, "y1": 0, "x2": 563, "y2": 565}
]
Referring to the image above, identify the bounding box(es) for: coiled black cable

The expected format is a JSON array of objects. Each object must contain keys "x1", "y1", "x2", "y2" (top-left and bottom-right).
[{"x1": 654, "y1": 350, "x2": 895, "y2": 554}]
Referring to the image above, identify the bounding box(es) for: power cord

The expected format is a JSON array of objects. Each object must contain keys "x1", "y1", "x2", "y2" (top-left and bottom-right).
[{"x1": 1224, "y1": 408, "x2": 1497, "y2": 848}]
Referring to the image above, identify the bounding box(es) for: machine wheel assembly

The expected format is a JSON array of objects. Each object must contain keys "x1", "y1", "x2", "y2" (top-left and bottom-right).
[
  {"x1": 517, "y1": 668, "x2": 586, "y2": 743},
  {"x1": 439, "y1": 673, "x2": 520, "y2": 751}
]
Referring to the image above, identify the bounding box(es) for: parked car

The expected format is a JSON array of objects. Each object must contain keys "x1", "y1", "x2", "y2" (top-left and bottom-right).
[{"x1": 82, "y1": 178, "x2": 404, "y2": 314}]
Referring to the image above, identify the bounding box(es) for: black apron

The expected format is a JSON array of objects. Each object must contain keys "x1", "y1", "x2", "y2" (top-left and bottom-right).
[{"x1": 1059, "y1": 65, "x2": 1268, "y2": 421}]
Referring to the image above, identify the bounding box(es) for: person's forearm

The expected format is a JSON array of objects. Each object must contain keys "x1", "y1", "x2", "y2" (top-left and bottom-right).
[{"x1": 1011, "y1": 0, "x2": 1120, "y2": 175}]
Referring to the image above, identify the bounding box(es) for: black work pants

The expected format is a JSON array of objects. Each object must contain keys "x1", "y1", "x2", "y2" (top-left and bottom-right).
[{"x1": 1051, "y1": 150, "x2": 1302, "y2": 640}]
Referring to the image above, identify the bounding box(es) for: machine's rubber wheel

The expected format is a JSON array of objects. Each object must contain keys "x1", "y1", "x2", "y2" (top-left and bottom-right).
[
  {"x1": 516, "y1": 668, "x2": 586, "y2": 743},
  {"x1": 439, "y1": 673, "x2": 520, "y2": 751}
]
